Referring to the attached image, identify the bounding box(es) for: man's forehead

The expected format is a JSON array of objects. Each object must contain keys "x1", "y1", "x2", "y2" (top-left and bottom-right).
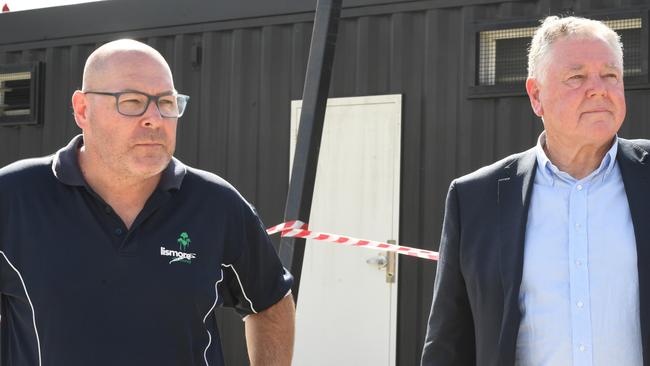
[
  {"x1": 101, "y1": 50, "x2": 169, "y2": 72},
  {"x1": 550, "y1": 37, "x2": 621, "y2": 69},
  {"x1": 565, "y1": 62, "x2": 621, "y2": 71}
]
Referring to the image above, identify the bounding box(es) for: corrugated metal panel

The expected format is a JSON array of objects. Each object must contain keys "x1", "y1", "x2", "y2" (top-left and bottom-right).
[
  {"x1": 0, "y1": 0, "x2": 520, "y2": 47},
  {"x1": 2, "y1": 0, "x2": 650, "y2": 364}
]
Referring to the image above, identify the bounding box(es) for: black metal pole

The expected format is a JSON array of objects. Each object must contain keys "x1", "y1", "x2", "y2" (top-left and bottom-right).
[{"x1": 279, "y1": 0, "x2": 342, "y2": 301}]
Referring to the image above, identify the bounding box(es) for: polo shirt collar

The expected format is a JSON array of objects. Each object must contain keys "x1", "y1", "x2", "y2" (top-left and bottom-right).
[
  {"x1": 160, "y1": 157, "x2": 187, "y2": 191},
  {"x1": 52, "y1": 134, "x2": 186, "y2": 191}
]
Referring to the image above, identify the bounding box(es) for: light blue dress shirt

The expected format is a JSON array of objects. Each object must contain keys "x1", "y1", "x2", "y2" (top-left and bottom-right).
[{"x1": 515, "y1": 133, "x2": 642, "y2": 366}]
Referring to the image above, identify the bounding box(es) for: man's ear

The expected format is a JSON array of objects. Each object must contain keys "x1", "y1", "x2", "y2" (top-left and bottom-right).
[
  {"x1": 71, "y1": 90, "x2": 89, "y2": 129},
  {"x1": 526, "y1": 77, "x2": 543, "y2": 117}
]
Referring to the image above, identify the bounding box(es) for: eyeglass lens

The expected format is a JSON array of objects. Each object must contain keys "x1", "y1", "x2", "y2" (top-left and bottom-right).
[{"x1": 117, "y1": 92, "x2": 187, "y2": 117}]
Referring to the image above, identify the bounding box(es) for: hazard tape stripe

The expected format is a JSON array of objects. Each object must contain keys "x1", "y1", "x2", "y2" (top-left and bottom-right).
[
  {"x1": 265, "y1": 220, "x2": 308, "y2": 235},
  {"x1": 266, "y1": 221, "x2": 439, "y2": 261}
]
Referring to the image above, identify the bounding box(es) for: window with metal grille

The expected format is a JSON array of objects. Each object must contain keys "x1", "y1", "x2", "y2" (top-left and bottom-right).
[
  {"x1": 477, "y1": 18, "x2": 643, "y2": 87},
  {"x1": 0, "y1": 63, "x2": 42, "y2": 126}
]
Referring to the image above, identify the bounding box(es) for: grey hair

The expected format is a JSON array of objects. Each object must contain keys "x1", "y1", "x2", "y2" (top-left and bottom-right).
[{"x1": 527, "y1": 16, "x2": 623, "y2": 79}]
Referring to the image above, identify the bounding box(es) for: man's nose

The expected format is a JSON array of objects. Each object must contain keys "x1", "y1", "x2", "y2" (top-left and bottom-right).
[
  {"x1": 586, "y1": 74, "x2": 609, "y2": 97},
  {"x1": 141, "y1": 100, "x2": 164, "y2": 126}
]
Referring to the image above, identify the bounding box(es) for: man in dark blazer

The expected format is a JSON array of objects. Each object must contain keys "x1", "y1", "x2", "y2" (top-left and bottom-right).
[{"x1": 421, "y1": 16, "x2": 647, "y2": 366}]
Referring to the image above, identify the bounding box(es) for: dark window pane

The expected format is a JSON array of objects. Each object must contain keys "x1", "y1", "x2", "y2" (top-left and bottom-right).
[
  {"x1": 0, "y1": 65, "x2": 40, "y2": 125},
  {"x1": 4, "y1": 79, "x2": 31, "y2": 112},
  {"x1": 495, "y1": 37, "x2": 529, "y2": 84},
  {"x1": 619, "y1": 28, "x2": 642, "y2": 76}
]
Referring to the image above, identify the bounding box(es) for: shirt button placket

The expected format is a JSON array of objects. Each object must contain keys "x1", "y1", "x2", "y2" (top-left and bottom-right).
[{"x1": 569, "y1": 182, "x2": 593, "y2": 365}]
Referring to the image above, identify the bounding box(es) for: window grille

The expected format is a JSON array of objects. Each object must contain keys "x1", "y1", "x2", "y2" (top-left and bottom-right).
[
  {"x1": 0, "y1": 63, "x2": 42, "y2": 126},
  {"x1": 477, "y1": 18, "x2": 643, "y2": 86}
]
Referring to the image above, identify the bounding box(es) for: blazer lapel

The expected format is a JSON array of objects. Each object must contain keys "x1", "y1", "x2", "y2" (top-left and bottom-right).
[
  {"x1": 617, "y1": 139, "x2": 650, "y2": 365},
  {"x1": 496, "y1": 148, "x2": 537, "y2": 366}
]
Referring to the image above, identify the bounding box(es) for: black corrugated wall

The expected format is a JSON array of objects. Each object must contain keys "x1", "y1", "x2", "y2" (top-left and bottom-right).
[{"x1": 2, "y1": 0, "x2": 650, "y2": 364}]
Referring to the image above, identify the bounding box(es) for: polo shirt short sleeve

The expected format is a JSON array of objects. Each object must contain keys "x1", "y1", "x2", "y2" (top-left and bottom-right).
[
  {"x1": 0, "y1": 135, "x2": 293, "y2": 366},
  {"x1": 218, "y1": 195, "x2": 293, "y2": 316}
]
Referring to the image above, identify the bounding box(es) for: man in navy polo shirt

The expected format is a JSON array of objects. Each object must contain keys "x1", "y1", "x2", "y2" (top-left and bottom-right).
[{"x1": 0, "y1": 39, "x2": 295, "y2": 365}]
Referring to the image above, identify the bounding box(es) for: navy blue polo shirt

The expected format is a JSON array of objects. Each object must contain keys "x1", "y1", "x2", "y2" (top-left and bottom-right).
[{"x1": 0, "y1": 135, "x2": 293, "y2": 366}]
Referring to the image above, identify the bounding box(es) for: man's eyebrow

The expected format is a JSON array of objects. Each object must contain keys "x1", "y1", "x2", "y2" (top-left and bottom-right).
[
  {"x1": 121, "y1": 88, "x2": 177, "y2": 95},
  {"x1": 566, "y1": 64, "x2": 585, "y2": 71},
  {"x1": 603, "y1": 63, "x2": 621, "y2": 71}
]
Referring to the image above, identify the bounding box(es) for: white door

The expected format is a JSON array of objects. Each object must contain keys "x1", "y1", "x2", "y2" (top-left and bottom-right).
[{"x1": 290, "y1": 95, "x2": 402, "y2": 366}]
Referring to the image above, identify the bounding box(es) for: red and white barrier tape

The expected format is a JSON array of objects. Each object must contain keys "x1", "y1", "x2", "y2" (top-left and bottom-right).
[
  {"x1": 266, "y1": 220, "x2": 309, "y2": 235},
  {"x1": 266, "y1": 220, "x2": 439, "y2": 261}
]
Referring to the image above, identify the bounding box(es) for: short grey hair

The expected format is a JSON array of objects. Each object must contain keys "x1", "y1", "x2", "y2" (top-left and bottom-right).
[{"x1": 527, "y1": 16, "x2": 623, "y2": 79}]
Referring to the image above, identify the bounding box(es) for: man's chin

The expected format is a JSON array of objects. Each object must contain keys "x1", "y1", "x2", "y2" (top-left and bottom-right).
[{"x1": 129, "y1": 157, "x2": 171, "y2": 178}]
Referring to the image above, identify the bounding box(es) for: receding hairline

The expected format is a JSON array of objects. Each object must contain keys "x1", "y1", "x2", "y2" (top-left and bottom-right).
[{"x1": 82, "y1": 39, "x2": 172, "y2": 91}]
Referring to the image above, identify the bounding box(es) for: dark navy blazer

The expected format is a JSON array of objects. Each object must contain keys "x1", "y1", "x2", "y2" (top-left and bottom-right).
[{"x1": 421, "y1": 138, "x2": 650, "y2": 366}]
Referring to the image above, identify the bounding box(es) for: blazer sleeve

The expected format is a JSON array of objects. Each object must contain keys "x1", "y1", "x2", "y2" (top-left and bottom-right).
[{"x1": 421, "y1": 181, "x2": 476, "y2": 365}]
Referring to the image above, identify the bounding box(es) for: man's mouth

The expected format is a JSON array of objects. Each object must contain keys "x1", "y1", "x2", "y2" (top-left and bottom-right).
[
  {"x1": 582, "y1": 109, "x2": 611, "y2": 115},
  {"x1": 134, "y1": 142, "x2": 164, "y2": 146}
]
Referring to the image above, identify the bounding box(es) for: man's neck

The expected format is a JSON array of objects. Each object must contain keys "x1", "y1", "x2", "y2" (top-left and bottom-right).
[
  {"x1": 543, "y1": 134, "x2": 614, "y2": 180},
  {"x1": 78, "y1": 149, "x2": 161, "y2": 229}
]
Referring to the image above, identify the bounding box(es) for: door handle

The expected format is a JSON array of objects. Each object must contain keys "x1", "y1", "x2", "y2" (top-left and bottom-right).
[{"x1": 366, "y1": 255, "x2": 388, "y2": 268}]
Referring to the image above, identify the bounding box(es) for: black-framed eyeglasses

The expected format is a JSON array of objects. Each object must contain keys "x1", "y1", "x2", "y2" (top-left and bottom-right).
[{"x1": 83, "y1": 90, "x2": 190, "y2": 118}]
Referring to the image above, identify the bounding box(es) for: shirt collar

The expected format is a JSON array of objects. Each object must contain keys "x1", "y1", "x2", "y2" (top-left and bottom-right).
[
  {"x1": 534, "y1": 131, "x2": 618, "y2": 186},
  {"x1": 52, "y1": 134, "x2": 186, "y2": 191},
  {"x1": 160, "y1": 157, "x2": 187, "y2": 191}
]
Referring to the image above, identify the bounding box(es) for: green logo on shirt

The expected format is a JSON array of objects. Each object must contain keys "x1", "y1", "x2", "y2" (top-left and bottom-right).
[
  {"x1": 177, "y1": 232, "x2": 191, "y2": 251},
  {"x1": 160, "y1": 232, "x2": 197, "y2": 264}
]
